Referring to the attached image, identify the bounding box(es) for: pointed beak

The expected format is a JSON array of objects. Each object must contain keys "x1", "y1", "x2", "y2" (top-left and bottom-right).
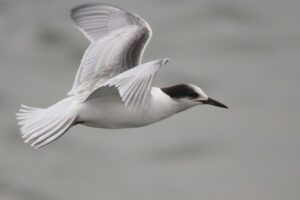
[{"x1": 203, "y1": 97, "x2": 228, "y2": 109}]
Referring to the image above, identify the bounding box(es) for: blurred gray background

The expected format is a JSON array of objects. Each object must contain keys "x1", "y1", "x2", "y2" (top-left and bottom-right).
[{"x1": 0, "y1": 0, "x2": 300, "y2": 199}]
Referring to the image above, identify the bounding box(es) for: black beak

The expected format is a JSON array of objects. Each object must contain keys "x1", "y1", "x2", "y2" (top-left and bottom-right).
[{"x1": 202, "y1": 97, "x2": 228, "y2": 109}]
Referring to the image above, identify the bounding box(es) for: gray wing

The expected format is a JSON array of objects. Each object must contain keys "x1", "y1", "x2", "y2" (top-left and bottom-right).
[
  {"x1": 85, "y1": 58, "x2": 170, "y2": 110},
  {"x1": 68, "y1": 3, "x2": 152, "y2": 95}
]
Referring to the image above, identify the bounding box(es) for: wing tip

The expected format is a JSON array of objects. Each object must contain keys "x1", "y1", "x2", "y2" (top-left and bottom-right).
[
  {"x1": 71, "y1": 3, "x2": 122, "y2": 16},
  {"x1": 162, "y1": 58, "x2": 170, "y2": 65},
  {"x1": 71, "y1": 3, "x2": 100, "y2": 14}
]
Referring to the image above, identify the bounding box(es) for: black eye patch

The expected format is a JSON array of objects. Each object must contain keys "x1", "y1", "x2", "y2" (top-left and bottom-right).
[{"x1": 161, "y1": 84, "x2": 200, "y2": 99}]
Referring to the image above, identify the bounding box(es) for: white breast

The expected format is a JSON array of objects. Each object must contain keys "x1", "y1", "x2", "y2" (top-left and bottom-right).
[{"x1": 77, "y1": 87, "x2": 178, "y2": 129}]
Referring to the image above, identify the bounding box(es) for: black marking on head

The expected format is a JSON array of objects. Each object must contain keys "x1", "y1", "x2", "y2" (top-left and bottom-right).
[{"x1": 161, "y1": 84, "x2": 200, "y2": 99}]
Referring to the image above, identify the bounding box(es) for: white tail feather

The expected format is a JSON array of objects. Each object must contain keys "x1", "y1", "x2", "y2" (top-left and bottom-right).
[{"x1": 16, "y1": 98, "x2": 78, "y2": 148}]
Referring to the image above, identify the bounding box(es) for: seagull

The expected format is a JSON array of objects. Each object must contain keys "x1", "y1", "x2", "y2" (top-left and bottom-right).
[{"x1": 16, "y1": 3, "x2": 228, "y2": 148}]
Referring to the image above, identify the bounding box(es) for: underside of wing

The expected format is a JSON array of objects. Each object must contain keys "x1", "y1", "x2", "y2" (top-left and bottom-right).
[
  {"x1": 69, "y1": 3, "x2": 152, "y2": 95},
  {"x1": 85, "y1": 58, "x2": 170, "y2": 111}
]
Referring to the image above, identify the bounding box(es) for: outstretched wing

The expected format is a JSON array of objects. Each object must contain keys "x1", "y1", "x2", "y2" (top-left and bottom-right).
[
  {"x1": 85, "y1": 58, "x2": 170, "y2": 110},
  {"x1": 69, "y1": 3, "x2": 152, "y2": 95}
]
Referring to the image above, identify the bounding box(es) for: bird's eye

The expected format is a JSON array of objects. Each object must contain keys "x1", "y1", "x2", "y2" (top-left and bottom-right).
[{"x1": 189, "y1": 92, "x2": 199, "y2": 99}]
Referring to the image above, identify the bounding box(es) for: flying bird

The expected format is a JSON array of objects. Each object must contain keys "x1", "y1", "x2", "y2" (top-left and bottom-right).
[{"x1": 16, "y1": 3, "x2": 228, "y2": 148}]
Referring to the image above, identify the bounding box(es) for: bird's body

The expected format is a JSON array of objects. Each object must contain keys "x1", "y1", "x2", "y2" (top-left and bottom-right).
[
  {"x1": 16, "y1": 3, "x2": 227, "y2": 148},
  {"x1": 77, "y1": 87, "x2": 179, "y2": 128}
]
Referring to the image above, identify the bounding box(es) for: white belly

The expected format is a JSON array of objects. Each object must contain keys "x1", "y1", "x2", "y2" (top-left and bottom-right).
[
  {"x1": 76, "y1": 87, "x2": 182, "y2": 129},
  {"x1": 77, "y1": 96, "x2": 168, "y2": 129}
]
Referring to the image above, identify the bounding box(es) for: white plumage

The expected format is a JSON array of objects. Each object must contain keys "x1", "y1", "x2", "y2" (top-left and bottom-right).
[{"x1": 16, "y1": 3, "x2": 227, "y2": 148}]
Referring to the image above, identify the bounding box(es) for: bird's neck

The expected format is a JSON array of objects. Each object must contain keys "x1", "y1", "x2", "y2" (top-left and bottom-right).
[{"x1": 149, "y1": 87, "x2": 190, "y2": 117}]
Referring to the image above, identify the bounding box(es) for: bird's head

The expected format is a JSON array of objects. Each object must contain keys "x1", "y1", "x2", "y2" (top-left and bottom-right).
[{"x1": 161, "y1": 84, "x2": 228, "y2": 109}]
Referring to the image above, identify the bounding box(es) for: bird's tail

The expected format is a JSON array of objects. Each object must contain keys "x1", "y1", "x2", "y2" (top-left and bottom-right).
[{"x1": 16, "y1": 97, "x2": 78, "y2": 148}]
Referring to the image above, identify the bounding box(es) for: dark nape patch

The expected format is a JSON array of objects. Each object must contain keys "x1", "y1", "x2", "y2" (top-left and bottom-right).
[{"x1": 161, "y1": 84, "x2": 199, "y2": 99}]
